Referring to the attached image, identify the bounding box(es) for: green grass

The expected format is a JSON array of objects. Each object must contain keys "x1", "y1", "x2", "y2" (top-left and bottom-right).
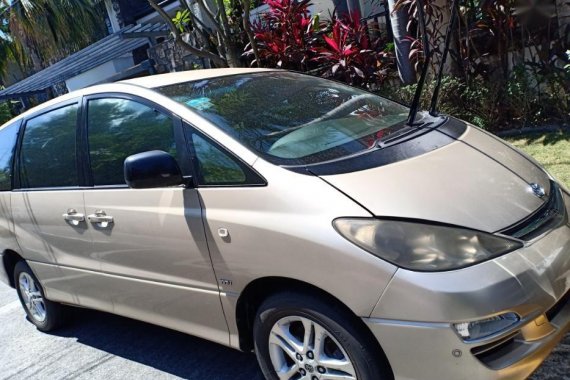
[{"x1": 505, "y1": 132, "x2": 570, "y2": 187}]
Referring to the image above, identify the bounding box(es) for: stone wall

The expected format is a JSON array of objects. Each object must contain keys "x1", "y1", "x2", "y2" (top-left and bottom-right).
[{"x1": 147, "y1": 38, "x2": 206, "y2": 74}]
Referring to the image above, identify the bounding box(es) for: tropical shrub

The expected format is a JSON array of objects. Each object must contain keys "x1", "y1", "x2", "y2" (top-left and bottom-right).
[
  {"x1": 246, "y1": 0, "x2": 393, "y2": 89},
  {"x1": 312, "y1": 13, "x2": 393, "y2": 89},
  {"x1": 388, "y1": 0, "x2": 569, "y2": 129},
  {"x1": 248, "y1": 0, "x2": 567, "y2": 129},
  {"x1": 246, "y1": 0, "x2": 318, "y2": 70},
  {"x1": 378, "y1": 76, "x2": 499, "y2": 129}
]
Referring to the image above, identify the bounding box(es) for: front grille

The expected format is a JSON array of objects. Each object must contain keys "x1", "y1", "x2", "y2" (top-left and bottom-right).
[
  {"x1": 471, "y1": 332, "x2": 521, "y2": 370},
  {"x1": 471, "y1": 331, "x2": 518, "y2": 358},
  {"x1": 501, "y1": 181, "x2": 566, "y2": 241},
  {"x1": 546, "y1": 289, "x2": 570, "y2": 322}
]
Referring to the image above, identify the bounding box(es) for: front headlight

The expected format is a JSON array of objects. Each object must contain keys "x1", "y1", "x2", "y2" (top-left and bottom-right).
[{"x1": 333, "y1": 218, "x2": 524, "y2": 271}]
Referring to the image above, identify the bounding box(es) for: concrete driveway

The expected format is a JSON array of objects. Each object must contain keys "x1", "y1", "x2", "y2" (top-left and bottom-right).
[{"x1": 0, "y1": 282, "x2": 568, "y2": 380}]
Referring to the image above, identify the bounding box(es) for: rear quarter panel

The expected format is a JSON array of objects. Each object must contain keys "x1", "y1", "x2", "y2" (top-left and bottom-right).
[{"x1": 0, "y1": 192, "x2": 21, "y2": 286}]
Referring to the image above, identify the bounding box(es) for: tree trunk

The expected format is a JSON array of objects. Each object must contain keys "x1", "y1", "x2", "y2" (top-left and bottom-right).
[
  {"x1": 214, "y1": 0, "x2": 241, "y2": 67},
  {"x1": 388, "y1": 0, "x2": 416, "y2": 85},
  {"x1": 147, "y1": 0, "x2": 228, "y2": 67},
  {"x1": 241, "y1": 0, "x2": 261, "y2": 67},
  {"x1": 224, "y1": 45, "x2": 242, "y2": 68}
]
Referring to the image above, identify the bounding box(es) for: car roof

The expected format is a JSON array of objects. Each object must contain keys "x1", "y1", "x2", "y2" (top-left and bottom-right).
[
  {"x1": 0, "y1": 68, "x2": 280, "y2": 129},
  {"x1": 121, "y1": 68, "x2": 279, "y2": 88}
]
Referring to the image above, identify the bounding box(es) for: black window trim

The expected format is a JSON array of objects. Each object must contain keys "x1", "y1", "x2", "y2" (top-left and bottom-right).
[
  {"x1": 81, "y1": 92, "x2": 191, "y2": 190},
  {"x1": 0, "y1": 118, "x2": 23, "y2": 192},
  {"x1": 13, "y1": 98, "x2": 83, "y2": 192},
  {"x1": 11, "y1": 92, "x2": 267, "y2": 192},
  {"x1": 182, "y1": 121, "x2": 267, "y2": 188}
]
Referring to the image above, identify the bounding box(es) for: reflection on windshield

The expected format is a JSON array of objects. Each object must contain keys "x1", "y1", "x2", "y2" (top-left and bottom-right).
[{"x1": 157, "y1": 72, "x2": 408, "y2": 165}]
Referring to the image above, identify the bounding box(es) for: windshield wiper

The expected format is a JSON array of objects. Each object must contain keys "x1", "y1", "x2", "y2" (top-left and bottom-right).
[
  {"x1": 376, "y1": 109, "x2": 450, "y2": 149},
  {"x1": 429, "y1": 0, "x2": 460, "y2": 116},
  {"x1": 406, "y1": 0, "x2": 431, "y2": 126}
]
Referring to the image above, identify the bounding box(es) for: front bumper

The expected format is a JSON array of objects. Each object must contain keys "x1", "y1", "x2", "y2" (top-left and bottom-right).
[
  {"x1": 365, "y1": 202, "x2": 570, "y2": 379},
  {"x1": 364, "y1": 292, "x2": 569, "y2": 380},
  {"x1": 0, "y1": 250, "x2": 10, "y2": 286}
]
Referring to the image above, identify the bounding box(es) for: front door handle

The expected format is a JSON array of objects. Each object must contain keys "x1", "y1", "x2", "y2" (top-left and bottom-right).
[
  {"x1": 63, "y1": 209, "x2": 85, "y2": 226},
  {"x1": 87, "y1": 210, "x2": 114, "y2": 227}
]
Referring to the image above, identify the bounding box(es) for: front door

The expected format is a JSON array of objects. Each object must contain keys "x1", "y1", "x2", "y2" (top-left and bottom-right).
[{"x1": 80, "y1": 95, "x2": 228, "y2": 345}]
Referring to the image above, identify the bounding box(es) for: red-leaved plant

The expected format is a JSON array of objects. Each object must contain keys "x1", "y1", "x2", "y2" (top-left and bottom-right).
[
  {"x1": 245, "y1": 0, "x2": 318, "y2": 70},
  {"x1": 246, "y1": 0, "x2": 393, "y2": 89},
  {"x1": 313, "y1": 12, "x2": 392, "y2": 88}
]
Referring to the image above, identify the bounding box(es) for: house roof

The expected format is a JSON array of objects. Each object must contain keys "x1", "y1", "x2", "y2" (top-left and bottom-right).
[
  {"x1": 121, "y1": 22, "x2": 169, "y2": 39},
  {"x1": 0, "y1": 23, "x2": 167, "y2": 101}
]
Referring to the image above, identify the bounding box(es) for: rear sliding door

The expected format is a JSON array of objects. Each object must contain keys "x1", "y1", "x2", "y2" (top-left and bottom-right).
[{"x1": 11, "y1": 101, "x2": 91, "y2": 305}]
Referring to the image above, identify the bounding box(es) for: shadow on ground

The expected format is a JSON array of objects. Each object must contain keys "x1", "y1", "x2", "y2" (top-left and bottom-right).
[
  {"x1": 51, "y1": 307, "x2": 264, "y2": 380},
  {"x1": 511, "y1": 131, "x2": 570, "y2": 146},
  {"x1": 40, "y1": 306, "x2": 569, "y2": 380}
]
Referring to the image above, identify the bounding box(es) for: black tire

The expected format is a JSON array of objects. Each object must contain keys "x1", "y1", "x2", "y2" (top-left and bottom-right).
[
  {"x1": 14, "y1": 261, "x2": 67, "y2": 332},
  {"x1": 253, "y1": 291, "x2": 391, "y2": 380}
]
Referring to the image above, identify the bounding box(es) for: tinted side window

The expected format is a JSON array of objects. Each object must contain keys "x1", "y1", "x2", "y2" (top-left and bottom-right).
[
  {"x1": 0, "y1": 121, "x2": 21, "y2": 190},
  {"x1": 186, "y1": 129, "x2": 265, "y2": 187},
  {"x1": 191, "y1": 134, "x2": 247, "y2": 185},
  {"x1": 87, "y1": 98, "x2": 177, "y2": 186},
  {"x1": 19, "y1": 105, "x2": 79, "y2": 188}
]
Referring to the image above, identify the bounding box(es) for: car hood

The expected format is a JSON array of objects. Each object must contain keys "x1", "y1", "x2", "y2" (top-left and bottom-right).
[{"x1": 320, "y1": 121, "x2": 551, "y2": 233}]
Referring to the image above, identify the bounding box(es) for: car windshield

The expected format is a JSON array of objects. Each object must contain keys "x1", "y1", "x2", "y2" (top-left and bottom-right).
[{"x1": 157, "y1": 72, "x2": 409, "y2": 165}]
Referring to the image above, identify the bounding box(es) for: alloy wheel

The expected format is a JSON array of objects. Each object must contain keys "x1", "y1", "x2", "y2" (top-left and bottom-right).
[
  {"x1": 18, "y1": 272, "x2": 47, "y2": 323},
  {"x1": 268, "y1": 315, "x2": 357, "y2": 380}
]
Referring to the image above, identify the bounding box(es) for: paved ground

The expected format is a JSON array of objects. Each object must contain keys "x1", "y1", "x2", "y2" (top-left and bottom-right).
[{"x1": 0, "y1": 282, "x2": 568, "y2": 380}]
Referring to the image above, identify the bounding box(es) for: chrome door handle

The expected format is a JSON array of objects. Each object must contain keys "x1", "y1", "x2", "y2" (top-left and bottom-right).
[
  {"x1": 87, "y1": 210, "x2": 114, "y2": 227},
  {"x1": 63, "y1": 209, "x2": 85, "y2": 225}
]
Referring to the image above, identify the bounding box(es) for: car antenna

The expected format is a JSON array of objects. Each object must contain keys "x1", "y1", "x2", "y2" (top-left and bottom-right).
[
  {"x1": 407, "y1": 0, "x2": 432, "y2": 126},
  {"x1": 429, "y1": 0, "x2": 460, "y2": 116}
]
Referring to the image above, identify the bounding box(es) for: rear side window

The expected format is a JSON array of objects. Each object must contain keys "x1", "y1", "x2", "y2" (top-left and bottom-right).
[
  {"x1": 19, "y1": 105, "x2": 79, "y2": 188},
  {"x1": 0, "y1": 121, "x2": 21, "y2": 190},
  {"x1": 87, "y1": 98, "x2": 177, "y2": 186}
]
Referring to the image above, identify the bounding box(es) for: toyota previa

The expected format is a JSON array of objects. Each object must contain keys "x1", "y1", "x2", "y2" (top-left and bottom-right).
[{"x1": 0, "y1": 68, "x2": 569, "y2": 380}]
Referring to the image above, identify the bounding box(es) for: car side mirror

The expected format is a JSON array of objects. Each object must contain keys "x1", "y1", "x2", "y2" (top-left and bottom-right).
[{"x1": 124, "y1": 150, "x2": 188, "y2": 189}]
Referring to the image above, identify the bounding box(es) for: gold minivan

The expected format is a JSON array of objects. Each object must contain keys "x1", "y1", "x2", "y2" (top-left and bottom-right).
[{"x1": 0, "y1": 69, "x2": 569, "y2": 380}]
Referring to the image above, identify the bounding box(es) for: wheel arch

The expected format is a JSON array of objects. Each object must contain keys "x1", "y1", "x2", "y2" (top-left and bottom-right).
[
  {"x1": 235, "y1": 276, "x2": 394, "y2": 379},
  {"x1": 2, "y1": 249, "x2": 23, "y2": 288}
]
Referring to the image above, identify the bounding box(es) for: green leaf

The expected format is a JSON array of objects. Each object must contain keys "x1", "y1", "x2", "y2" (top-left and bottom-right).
[{"x1": 172, "y1": 9, "x2": 191, "y2": 33}]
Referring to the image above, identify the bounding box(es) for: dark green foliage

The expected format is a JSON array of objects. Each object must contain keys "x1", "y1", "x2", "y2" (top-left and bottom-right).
[
  {"x1": 378, "y1": 76, "x2": 497, "y2": 129},
  {"x1": 0, "y1": 102, "x2": 12, "y2": 125},
  {"x1": 249, "y1": 0, "x2": 568, "y2": 131},
  {"x1": 379, "y1": 68, "x2": 569, "y2": 130}
]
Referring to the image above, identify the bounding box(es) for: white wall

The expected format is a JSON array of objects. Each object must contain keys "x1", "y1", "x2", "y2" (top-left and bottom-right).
[
  {"x1": 249, "y1": 0, "x2": 382, "y2": 21},
  {"x1": 65, "y1": 56, "x2": 135, "y2": 91},
  {"x1": 137, "y1": 0, "x2": 182, "y2": 24},
  {"x1": 310, "y1": 0, "x2": 337, "y2": 18},
  {"x1": 250, "y1": 0, "x2": 338, "y2": 21},
  {"x1": 359, "y1": 0, "x2": 386, "y2": 18},
  {"x1": 104, "y1": 0, "x2": 121, "y2": 33}
]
